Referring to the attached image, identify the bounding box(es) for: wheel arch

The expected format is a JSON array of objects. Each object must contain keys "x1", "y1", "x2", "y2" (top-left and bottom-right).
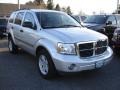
[
  {"x1": 8, "y1": 32, "x2": 16, "y2": 44},
  {"x1": 36, "y1": 45, "x2": 49, "y2": 56}
]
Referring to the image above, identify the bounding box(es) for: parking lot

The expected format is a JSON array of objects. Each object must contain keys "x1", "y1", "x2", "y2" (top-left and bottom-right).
[{"x1": 0, "y1": 38, "x2": 119, "y2": 90}]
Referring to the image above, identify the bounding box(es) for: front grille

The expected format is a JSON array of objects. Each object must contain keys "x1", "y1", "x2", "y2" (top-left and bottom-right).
[
  {"x1": 78, "y1": 40, "x2": 107, "y2": 58},
  {"x1": 79, "y1": 49, "x2": 93, "y2": 57},
  {"x1": 79, "y1": 43, "x2": 93, "y2": 50},
  {"x1": 95, "y1": 47, "x2": 107, "y2": 55}
]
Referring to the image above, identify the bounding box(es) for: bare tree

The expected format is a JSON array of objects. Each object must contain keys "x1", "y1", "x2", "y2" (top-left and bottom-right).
[
  {"x1": 55, "y1": 4, "x2": 60, "y2": 11},
  {"x1": 47, "y1": 0, "x2": 54, "y2": 10}
]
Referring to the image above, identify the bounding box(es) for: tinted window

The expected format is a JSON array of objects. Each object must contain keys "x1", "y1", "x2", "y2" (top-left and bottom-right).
[
  {"x1": 107, "y1": 16, "x2": 117, "y2": 25},
  {"x1": 14, "y1": 12, "x2": 24, "y2": 25},
  {"x1": 9, "y1": 12, "x2": 16, "y2": 23},
  {"x1": 36, "y1": 12, "x2": 80, "y2": 29},
  {"x1": 23, "y1": 12, "x2": 36, "y2": 28},
  {"x1": 84, "y1": 15, "x2": 108, "y2": 24}
]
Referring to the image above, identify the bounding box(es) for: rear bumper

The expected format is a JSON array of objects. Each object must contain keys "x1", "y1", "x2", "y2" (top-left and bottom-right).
[{"x1": 53, "y1": 47, "x2": 113, "y2": 72}]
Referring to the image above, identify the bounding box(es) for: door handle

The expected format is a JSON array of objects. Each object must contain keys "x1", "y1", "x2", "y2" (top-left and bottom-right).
[{"x1": 20, "y1": 30, "x2": 24, "y2": 32}]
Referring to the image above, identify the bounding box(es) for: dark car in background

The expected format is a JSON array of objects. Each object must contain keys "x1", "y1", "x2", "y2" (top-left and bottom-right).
[
  {"x1": 0, "y1": 18, "x2": 8, "y2": 39},
  {"x1": 112, "y1": 28, "x2": 120, "y2": 52},
  {"x1": 83, "y1": 14, "x2": 120, "y2": 44},
  {"x1": 72, "y1": 15, "x2": 87, "y2": 23}
]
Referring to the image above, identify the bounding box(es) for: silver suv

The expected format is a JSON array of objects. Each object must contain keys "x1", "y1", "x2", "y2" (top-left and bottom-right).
[{"x1": 7, "y1": 9, "x2": 113, "y2": 79}]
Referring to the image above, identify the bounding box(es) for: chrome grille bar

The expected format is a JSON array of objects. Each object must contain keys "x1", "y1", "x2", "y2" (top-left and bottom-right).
[{"x1": 77, "y1": 39, "x2": 108, "y2": 58}]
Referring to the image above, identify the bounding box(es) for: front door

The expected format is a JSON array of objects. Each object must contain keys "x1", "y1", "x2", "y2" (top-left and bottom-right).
[{"x1": 20, "y1": 12, "x2": 40, "y2": 54}]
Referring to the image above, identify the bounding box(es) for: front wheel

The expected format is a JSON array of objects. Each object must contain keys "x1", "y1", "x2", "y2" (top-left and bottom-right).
[{"x1": 37, "y1": 49, "x2": 57, "y2": 79}]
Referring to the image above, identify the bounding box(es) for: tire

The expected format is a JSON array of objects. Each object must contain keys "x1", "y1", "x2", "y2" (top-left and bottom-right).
[
  {"x1": 37, "y1": 49, "x2": 57, "y2": 79},
  {"x1": 8, "y1": 37, "x2": 18, "y2": 54}
]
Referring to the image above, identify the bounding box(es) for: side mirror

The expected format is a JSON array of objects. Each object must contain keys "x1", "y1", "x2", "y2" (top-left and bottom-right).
[
  {"x1": 23, "y1": 21, "x2": 34, "y2": 29},
  {"x1": 99, "y1": 28, "x2": 106, "y2": 34},
  {"x1": 106, "y1": 21, "x2": 112, "y2": 25}
]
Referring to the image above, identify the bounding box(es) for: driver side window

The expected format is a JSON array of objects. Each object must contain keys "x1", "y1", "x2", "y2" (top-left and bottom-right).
[{"x1": 23, "y1": 12, "x2": 36, "y2": 29}]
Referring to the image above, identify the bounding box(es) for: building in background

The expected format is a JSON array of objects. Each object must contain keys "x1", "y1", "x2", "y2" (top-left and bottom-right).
[{"x1": 0, "y1": 3, "x2": 46, "y2": 17}]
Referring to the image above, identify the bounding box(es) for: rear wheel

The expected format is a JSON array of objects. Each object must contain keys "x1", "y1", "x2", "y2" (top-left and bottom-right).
[
  {"x1": 8, "y1": 37, "x2": 18, "y2": 54},
  {"x1": 37, "y1": 49, "x2": 57, "y2": 79}
]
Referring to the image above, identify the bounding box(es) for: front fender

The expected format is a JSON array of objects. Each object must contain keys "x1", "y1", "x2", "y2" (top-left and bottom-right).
[{"x1": 34, "y1": 38, "x2": 57, "y2": 58}]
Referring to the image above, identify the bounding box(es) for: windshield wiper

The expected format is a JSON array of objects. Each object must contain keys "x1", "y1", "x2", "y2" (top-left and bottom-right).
[
  {"x1": 57, "y1": 25, "x2": 80, "y2": 28},
  {"x1": 43, "y1": 26, "x2": 60, "y2": 29},
  {"x1": 84, "y1": 21, "x2": 96, "y2": 23},
  {"x1": 43, "y1": 25, "x2": 80, "y2": 29}
]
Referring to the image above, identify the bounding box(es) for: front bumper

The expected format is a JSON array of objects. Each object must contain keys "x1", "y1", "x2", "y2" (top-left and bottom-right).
[{"x1": 53, "y1": 47, "x2": 113, "y2": 72}]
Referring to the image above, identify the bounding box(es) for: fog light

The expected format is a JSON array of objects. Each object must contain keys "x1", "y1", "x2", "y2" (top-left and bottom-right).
[{"x1": 68, "y1": 64, "x2": 76, "y2": 70}]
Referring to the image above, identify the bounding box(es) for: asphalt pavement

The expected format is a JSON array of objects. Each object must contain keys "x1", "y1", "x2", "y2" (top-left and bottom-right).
[{"x1": 0, "y1": 39, "x2": 120, "y2": 90}]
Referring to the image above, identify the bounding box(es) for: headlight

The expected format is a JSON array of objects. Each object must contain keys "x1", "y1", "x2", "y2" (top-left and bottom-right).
[{"x1": 57, "y1": 43, "x2": 76, "y2": 55}]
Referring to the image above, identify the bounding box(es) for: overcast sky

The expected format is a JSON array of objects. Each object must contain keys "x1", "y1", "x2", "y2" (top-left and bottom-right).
[{"x1": 0, "y1": 0, "x2": 118, "y2": 15}]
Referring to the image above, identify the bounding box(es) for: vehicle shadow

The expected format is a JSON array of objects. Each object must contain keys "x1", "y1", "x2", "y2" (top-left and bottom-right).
[{"x1": 0, "y1": 39, "x2": 119, "y2": 82}]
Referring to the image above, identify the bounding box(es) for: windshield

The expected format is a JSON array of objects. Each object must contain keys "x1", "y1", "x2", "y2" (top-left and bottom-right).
[
  {"x1": 0, "y1": 19, "x2": 7, "y2": 25},
  {"x1": 36, "y1": 12, "x2": 81, "y2": 29},
  {"x1": 83, "y1": 15, "x2": 108, "y2": 24}
]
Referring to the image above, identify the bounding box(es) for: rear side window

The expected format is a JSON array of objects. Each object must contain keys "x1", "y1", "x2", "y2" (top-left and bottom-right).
[
  {"x1": 14, "y1": 12, "x2": 24, "y2": 25},
  {"x1": 9, "y1": 12, "x2": 16, "y2": 23}
]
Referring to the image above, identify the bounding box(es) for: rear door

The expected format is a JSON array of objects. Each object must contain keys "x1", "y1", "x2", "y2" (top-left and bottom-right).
[
  {"x1": 7, "y1": 12, "x2": 16, "y2": 36},
  {"x1": 13, "y1": 12, "x2": 25, "y2": 46}
]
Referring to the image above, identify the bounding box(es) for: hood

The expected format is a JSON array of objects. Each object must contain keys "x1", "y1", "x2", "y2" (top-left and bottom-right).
[
  {"x1": 83, "y1": 23, "x2": 105, "y2": 31},
  {"x1": 44, "y1": 27, "x2": 107, "y2": 43}
]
